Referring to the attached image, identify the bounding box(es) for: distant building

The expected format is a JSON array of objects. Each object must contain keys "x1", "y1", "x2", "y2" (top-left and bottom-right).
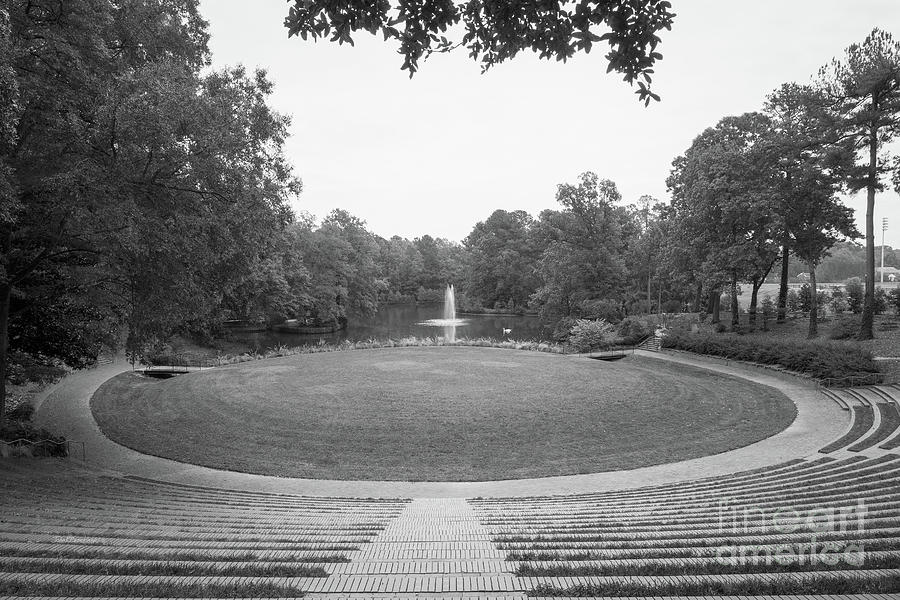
[{"x1": 876, "y1": 266, "x2": 900, "y2": 281}]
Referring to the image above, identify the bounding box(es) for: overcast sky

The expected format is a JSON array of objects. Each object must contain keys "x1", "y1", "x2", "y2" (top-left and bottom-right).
[{"x1": 198, "y1": 1, "x2": 900, "y2": 247}]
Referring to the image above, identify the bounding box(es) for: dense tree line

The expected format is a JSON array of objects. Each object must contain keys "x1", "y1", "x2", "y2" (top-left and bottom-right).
[{"x1": 0, "y1": 1, "x2": 300, "y2": 422}]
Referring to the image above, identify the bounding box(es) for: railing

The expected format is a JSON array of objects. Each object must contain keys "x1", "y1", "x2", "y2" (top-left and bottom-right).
[
  {"x1": 0, "y1": 438, "x2": 85, "y2": 461},
  {"x1": 633, "y1": 334, "x2": 654, "y2": 347},
  {"x1": 817, "y1": 373, "x2": 884, "y2": 389},
  {"x1": 136, "y1": 353, "x2": 219, "y2": 373},
  {"x1": 588, "y1": 344, "x2": 637, "y2": 360}
]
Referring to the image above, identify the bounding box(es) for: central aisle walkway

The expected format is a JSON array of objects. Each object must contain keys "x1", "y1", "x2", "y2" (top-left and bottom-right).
[{"x1": 306, "y1": 498, "x2": 522, "y2": 595}]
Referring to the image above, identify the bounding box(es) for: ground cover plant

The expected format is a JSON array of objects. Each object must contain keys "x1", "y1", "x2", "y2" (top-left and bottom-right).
[
  {"x1": 92, "y1": 346, "x2": 795, "y2": 481},
  {"x1": 661, "y1": 330, "x2": 881, "y2": 383}
]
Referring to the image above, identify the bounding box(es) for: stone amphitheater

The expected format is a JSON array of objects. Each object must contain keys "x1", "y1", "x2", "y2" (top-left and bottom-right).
[{"x1": 2, "y1": 350, "x2": 900, "y2": 599}]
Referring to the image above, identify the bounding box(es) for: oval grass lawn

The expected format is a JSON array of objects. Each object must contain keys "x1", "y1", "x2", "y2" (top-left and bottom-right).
[{"x1": 91, "y1": 347, "x2": 796, "y2": 481}]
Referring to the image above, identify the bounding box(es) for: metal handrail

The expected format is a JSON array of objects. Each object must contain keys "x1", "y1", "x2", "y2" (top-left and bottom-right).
[
  {"x1": 588, "y1": 344, "x2": 638, "y2": 358},
  {"x1": 817, "y1": 373, "x2": 884, "y2": 389},
  {"x1": 137, "y1": 352, "x2": 218, "y2": 371},
  {"x1": 0, "y1": 437, "x2": 85, "y2": 461}
]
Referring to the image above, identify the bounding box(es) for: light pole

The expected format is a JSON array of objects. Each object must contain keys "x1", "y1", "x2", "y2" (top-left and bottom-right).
[{"x1": 882, "y1": 217, "x2": 888, "y2": 283}]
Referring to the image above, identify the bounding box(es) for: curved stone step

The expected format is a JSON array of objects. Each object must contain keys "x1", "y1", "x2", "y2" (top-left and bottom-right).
[
  {"x1": 850, "y1": 403, "x2": 900, "y2": 452},
  {"x1": 820, "y1": 405, "x2": 874, "y2": 453}
]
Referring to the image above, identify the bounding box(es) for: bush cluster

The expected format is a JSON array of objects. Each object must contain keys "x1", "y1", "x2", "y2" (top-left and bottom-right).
[
  {"x1": 617, "y1": 317, "x2": 650, "y2": 345},
  {"x1": 213, "y1": 336, "x2": 568, "y2": 366},
  {"x1": 829, "y1": 315, "x2": 861, "y2": 340},
  {"x1": 661, "y1": 331, "x2": 881, "y2": 382},
  {"x1": 567, "y1": 319, "x2": 616, "y2": 352}
]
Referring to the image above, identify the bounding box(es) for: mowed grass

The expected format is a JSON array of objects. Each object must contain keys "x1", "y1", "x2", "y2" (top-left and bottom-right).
[{"x1": 91, "y1": 347, "x2": 796, "y2": 481}]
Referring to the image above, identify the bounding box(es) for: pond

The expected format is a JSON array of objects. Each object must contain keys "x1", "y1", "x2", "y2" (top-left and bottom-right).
[{"x1": 231, "y1": 304, "x2": 552, "y2": 351}]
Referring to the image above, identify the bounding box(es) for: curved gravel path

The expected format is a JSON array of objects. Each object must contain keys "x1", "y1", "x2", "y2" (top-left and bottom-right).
[{"x1": 34, "y1": 350, "x2": 848, "y2": 498}]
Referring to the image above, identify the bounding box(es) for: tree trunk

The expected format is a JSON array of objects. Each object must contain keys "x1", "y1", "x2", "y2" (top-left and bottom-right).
[
  {"x1": 647, "y1": 258, "x2": 652, "y2": 315},
  {"x1": 693, "y1": 282, "x2": 703, "y2": 313},
  {"x1": 749, "y1": 279, "x2": 761, "y2": 328},
  {"x1": 730, "y1": 275, "x2": 739, "y2": 328},
  {"x1": 657, "y1": 281, "x2": 662, "y2": 317},
  {"x1": 858, "y1": 121, "x2": 878, "y2": 340},
  {"x1": 711, "y1": 289, "x2": 721, "y2": 324},
  {"x1": 777, "y1": 242, "x2": 789, "y2": 323},
  {"x1": 808, "y1": 262, "x2": 818, "y2": 339},
  {"x1": 0, "y1": 283, "x2": 10, "y2": 427}
]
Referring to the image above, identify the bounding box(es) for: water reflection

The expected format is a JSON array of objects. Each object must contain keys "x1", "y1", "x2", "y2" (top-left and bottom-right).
[{"x1": 231, "y1": 303, "x2": 550, "y2": 351}]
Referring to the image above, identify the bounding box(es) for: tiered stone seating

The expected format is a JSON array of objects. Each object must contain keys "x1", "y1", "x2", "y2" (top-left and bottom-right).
[
  {"x1": 470, "y1": 452, "x2": 900, "y2": 596},
  {"x1": 820, "y1": 386, "x2": 900, "y2": 453},
  {"x1": 5, "y1": 367, "x2": 900, "y2": 598},
  {"x1": 0, "y1": 461, "x2": 407, "y2": 597}
]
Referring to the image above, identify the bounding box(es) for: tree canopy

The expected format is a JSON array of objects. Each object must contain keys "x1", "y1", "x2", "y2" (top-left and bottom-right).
[
  {"x1": 284, "y1": 0, "x2": 675, "y2": 104},
  {"x1": 817, "y1": 28, "x2": 900, "y2": 339}
]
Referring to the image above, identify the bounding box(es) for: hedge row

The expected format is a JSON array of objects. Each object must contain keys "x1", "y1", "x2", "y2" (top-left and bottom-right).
[{"x1": 660, "y1": 331, "x2": 881, "y2": 382}]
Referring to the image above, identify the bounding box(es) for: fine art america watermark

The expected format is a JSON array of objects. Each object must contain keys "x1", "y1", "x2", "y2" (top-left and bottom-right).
[{"x1": 714, "y1": 499, "x2": 867, "y2": 567}]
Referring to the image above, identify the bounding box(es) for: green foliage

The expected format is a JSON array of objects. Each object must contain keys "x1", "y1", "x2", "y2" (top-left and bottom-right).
[
  {"x1": 0, "y1": 0, "x2": 300, "y2": 419},
  {"x1": 818, "y1": 28, "x2": 900, "y2": 339},
  {"x1": 667, "y1": 112, "x2": 782, "y2": 305},
  {"x1": 830, "y1": 315, "x2": 861, "y2": 340},
  {"x1": 661, "y1": 331, "x2": 880, "y2": 382},
  {"x1": 579, "y1": 298, "x2": 624, "y2": 322},
  {"x1": 616, "y1": 317, "x2": 649, "y2": 345},
  {"x1": 830, "y1": 287, "x2": 848, "y2": 314},
  {"x1": 0, "y1": 391, "x2": 66, "y2": 457},
  {"x1": 464, "y1": 210, "x2": 540, "y2": 311},
  {"x1": 786, "y1": 289, "x2": 800, "y2": 313},
  {"x1": 845, "y1": 278, "x2": 864, "y2": 313},
  {"x1": 798, "y1": 284, "x2": 812, "y2": 313},
  {"x1": 212, "y1": 336, "x2": 567, "y2": 367},
  {"x1": 284, "y1": 0, "x2": 675, "y2": 104},
  {"x1": 5, "y1": 352, "x2": 66, "y2": 387},
  {"x1": 874, "y1": 287, "x2": 889, "y2": 315},
  {"x1": 415, "y1": 287, "x2": 444, "y2": 303},
  {"x1": 890, "y1": 287, "x2": 900, "y2": 314},
  {"x1": 530, "y1": 172, "x2": 630, "y2": 324},
  {"x1": 567, "y1": 318, "x2": 616, "y2": 352}
]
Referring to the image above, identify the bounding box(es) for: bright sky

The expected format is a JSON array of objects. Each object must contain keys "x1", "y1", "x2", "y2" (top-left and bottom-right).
[{"x1": 198, "y1": 1, "x2": 900, "y2": 247}]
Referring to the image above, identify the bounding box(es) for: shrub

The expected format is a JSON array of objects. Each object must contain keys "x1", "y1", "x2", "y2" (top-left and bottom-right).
[
  {"x1": 719, "y1": 293, "x2": 732, "y2": 311},
  {"x1": 830, "y1": 287, "x2": 848, "y2": 314},
  {"x1": 6, "y1": 402, "x2": 35, "y2": 422},
  {"x1": 760, "y1": 295, "x2": 775, "y2": 324},
  {"x1": 579, "y1": 298, "x2": 623, "y2": 322},
  {"x1": 567, "y1": 319, "x2": 616, "y2": 352},
  {"x1": 845, "y1": 278, "x2": 864, "y2": 313},
  {"x1": 0, "y1": 422, "x2": 68, "y2": 457},
  {"x1": 415, "y1": 287, "x2": 444, "y2": 303},
  {"x1": 891, "y1": 287, "x2": 900, "y2": 314},
  {"x1": 786, "y1": 289, "x2": 800, "y2": 313},
  {"x1": 829, "y1": 315, "x2": 861, "y2": 340},
  {"x1": 6, "y1": 351, "x2": 67, "y2": 386},
  {"x1": 661, "y1": 330, "x2": 880, "y2": 382},
  {"x1": 874, "y1": 287, "x2": 888, "y2": 315},
  {"x1": 798, "y1": 283, "x2": 811, "y2": 313},
  {"x1": 662, "y1": 299, "x2": 682, "y2": 313},
  {"x1": 617, "y1": 317, "x2": 649, "y2": 345}
]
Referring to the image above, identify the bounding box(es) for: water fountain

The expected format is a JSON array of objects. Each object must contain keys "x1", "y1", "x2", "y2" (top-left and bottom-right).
[{"x1": 418, "y1": 284, "x2": 467, "y2": 341}]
